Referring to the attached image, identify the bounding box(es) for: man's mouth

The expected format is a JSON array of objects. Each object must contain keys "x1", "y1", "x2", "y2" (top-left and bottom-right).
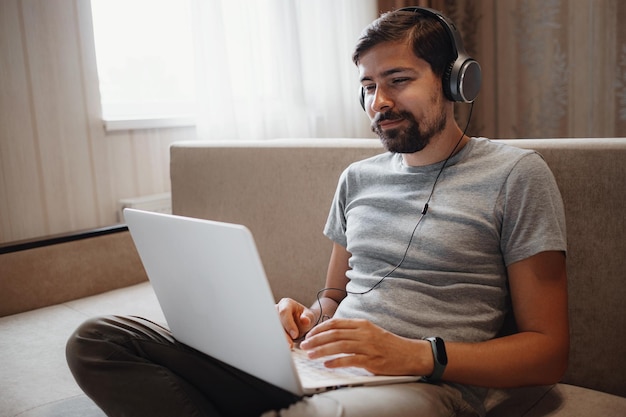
[
  {"x1": 373, "y1": 112, "x2": 404, "y2": 130},
  {"x1": 378, "y1": 118, "x2": 404, "y2": 129}
]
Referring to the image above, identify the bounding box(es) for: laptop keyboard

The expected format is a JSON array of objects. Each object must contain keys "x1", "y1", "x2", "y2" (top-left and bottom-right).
[{"x1": 292, "y1": 348, "x2": 374, "y2": 378}]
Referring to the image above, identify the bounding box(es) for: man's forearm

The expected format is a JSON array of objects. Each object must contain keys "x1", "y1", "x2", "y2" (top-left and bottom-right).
[
  {"x1": 309, "y1": 296, "x2": 341, "y2": 326},
  {"x1": 442, "y1": 331, "x2": 568, "y2": 388}
]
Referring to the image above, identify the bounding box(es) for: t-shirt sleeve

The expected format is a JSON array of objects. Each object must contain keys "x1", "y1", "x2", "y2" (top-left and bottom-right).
[
  {"x1": 499, "y1": 152, "x2": 567, "y2": 266},
  {"x1": 323, "y1": 168, "x2": 349, "y2": 248}
]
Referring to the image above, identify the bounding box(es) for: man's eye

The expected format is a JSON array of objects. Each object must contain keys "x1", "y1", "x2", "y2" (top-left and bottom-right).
[
  {"x1": 363, "y1": 85, "x2": 376, "y2": 92},
  {"x1": 393, "y1": 78, "x2": 410, "y2": 84}
]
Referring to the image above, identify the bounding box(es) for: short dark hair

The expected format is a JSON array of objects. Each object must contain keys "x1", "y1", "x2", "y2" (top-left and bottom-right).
[{"x1": 352, "y1": 10, "x2": 454, "y2": 79}]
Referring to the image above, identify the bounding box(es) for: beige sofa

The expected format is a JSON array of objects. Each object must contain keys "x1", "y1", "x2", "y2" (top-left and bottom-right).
[
  {"x1": 1, "y1": 137, "x2": 625, "y2": 416},
  {"x1": 170, "y1": 138, "x2": 626, "y2": 416}
]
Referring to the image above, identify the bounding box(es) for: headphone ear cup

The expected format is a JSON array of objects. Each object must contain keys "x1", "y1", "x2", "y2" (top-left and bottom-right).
[
  {"x1": 457, "y1": 58, "x2": 481, "y2": 103},
  {"x1": 359, "y1": 87, "x2": 366, "y2": 111},
  {"x1": 442, "y1": 62, "x2": 455, "y2": 101},
  {"x1": 443, "y1": 57, "x2": 482, "y2": 102}
]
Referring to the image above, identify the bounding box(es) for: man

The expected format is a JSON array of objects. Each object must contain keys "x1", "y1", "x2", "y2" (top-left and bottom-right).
[{"x1": 66, "y1": 8, "x2": 568, "y2": 417}]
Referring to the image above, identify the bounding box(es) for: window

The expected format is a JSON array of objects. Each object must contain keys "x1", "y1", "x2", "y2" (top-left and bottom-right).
[
  {"x1": 90, "y1": 0, "x2": 377, "y2": 138},
  {"x1": 90, "y1": 0, "x2": 196, "y2": 130}
]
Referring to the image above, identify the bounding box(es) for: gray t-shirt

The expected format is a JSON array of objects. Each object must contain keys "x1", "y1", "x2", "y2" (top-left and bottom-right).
[{"x1": 323, "y1": 137, "x2": 567, "y2": 414}]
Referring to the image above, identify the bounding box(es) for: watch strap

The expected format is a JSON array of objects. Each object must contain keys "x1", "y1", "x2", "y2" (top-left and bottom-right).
[{"x1": 422, "y1": 336, "x2": 447, "y2": 382}]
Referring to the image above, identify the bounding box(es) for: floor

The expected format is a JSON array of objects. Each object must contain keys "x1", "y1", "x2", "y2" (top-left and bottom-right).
[
  {"x1": 4, "y1": 282, "x2": 625, "y2": 417},
  {"x1": 0, "y1": 282, "x2": 165, "y2": 417}
]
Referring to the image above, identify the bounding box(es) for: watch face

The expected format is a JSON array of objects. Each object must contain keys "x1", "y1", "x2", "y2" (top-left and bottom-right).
[{"x1": 435, "y1": 337, "x2": 448, "y2": 365}]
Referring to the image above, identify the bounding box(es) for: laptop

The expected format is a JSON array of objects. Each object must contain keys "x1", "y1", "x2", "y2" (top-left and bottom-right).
[{"x1": 123, "y1": 208, "x2": 419, "y2": 395}]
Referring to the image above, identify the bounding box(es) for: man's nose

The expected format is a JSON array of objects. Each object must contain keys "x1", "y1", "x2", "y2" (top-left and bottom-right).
[{"x1": 370, "y1": 86, "x2": 393, "y2": 113}]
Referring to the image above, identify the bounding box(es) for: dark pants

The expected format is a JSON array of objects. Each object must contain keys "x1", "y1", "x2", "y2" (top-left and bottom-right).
[{"x1": 66, "y1": 316, "x2": 300, "y2": 417}]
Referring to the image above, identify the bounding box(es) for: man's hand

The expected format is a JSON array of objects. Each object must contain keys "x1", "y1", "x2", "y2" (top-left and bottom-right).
[
  {"x1": 299, "y1": 317, "x2": 432, "y2": 377},
  {"x1": 276, "y1": 298, "x2": 316, "y2": 348}
]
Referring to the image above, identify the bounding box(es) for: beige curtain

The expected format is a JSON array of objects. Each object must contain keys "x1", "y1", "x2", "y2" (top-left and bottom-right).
[
  {"x1": 192, "y1": 0, "x2": 377, "y2": 141},
  {"x1": 378, "y1": 0, "x2": 626, "y2": 139}
]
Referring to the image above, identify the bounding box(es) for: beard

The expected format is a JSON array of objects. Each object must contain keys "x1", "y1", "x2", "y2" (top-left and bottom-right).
[{"x1": 371, "y1": 108, "x2": 447, "y2": 154}]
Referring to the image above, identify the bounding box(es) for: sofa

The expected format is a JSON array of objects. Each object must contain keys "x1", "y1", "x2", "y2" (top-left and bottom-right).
[{"x1": 1, "y1": 137, "x2": 625, "y2": 416}]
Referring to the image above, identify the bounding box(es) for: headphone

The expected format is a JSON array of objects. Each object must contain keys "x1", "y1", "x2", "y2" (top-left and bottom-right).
[{"x1": 359, "y1": 7, "x2": 482, "y2": 109}]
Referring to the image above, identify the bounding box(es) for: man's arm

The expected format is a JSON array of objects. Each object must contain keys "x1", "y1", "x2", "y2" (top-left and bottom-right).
[
  {"x1": 443, "y1": 250, "x2": 569, "y2": 387},
  {"x1": 312, "y1": 242, "x2": 351, "y2": 321},
  {"x1": 277, "y1": 242, "x2": 351, "y2": 345},
  {"x1": 302, "y1": 250, "x2": 569, "y2": 388}
]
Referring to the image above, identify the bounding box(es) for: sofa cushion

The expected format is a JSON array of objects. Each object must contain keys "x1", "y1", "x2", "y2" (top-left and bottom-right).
[{"x1": 486, "y1": 384, "x2": 626, "y2": 416}]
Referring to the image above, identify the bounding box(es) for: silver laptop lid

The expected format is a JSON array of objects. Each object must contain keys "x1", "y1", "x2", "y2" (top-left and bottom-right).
[{"x1": 123, "y1": 208, "x2": 303, "y2": 395}]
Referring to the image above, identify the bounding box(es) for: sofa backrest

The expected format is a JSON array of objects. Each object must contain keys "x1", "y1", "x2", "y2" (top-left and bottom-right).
[{"x1": 170, "y1": 137, "x2": 626, "y2": 397}]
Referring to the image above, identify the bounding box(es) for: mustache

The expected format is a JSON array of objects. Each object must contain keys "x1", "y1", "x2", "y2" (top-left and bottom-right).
[
  {"x1": 371, "y1": 110, "x2": 408, "y2": 132},
  {"x1": 372, "y1": 110, "x2": 403, "y2": 124}
]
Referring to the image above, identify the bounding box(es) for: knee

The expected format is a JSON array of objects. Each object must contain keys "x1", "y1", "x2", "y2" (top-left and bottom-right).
[
  {"x1": 66, "y1": 316, "x2": 113, "y2": 378},
  {"x1": 66, "y1": 315, "x2": 140, "y2": 384},
  {"x1": 66, "y1": 315, "x2": 172, "y2": 378}
]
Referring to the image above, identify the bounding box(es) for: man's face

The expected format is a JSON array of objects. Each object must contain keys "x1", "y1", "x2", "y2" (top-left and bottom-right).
[{"x1": 358, "y1": 40, "x2": 448, "y2": 154}]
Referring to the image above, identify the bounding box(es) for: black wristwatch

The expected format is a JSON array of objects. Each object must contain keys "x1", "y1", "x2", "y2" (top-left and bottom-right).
[{"x1": 422, "y1": 337, "x2": 448, "y2": 382}]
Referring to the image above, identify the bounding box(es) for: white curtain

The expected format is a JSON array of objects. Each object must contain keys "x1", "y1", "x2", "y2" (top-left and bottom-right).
[{"x1": 191, "y1": 0, "x2": 377, "y2": 140}]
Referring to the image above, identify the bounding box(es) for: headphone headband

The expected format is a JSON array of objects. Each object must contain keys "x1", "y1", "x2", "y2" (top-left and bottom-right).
[{"x1": 359, "y1": 7, "x2": 481, "y2": 109}]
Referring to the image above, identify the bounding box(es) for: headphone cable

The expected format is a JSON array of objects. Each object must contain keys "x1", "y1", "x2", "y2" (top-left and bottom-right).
[{"x1": 312, "y1": 102, "x2": 475, "y2": 327}]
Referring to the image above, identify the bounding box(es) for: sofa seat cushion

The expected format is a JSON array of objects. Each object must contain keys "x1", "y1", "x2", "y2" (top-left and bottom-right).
[{"x1": 486, "y1": 383, "x2": 626, "y2": 416}]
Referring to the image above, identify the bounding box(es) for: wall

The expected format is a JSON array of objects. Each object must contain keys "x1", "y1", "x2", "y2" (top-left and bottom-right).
[
  {"x1": 0, "y1": 0, "x2": 195, "y2": 244},
  {"x1": 2, "y1": 0, "x2": 624, "y2": 244}
]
